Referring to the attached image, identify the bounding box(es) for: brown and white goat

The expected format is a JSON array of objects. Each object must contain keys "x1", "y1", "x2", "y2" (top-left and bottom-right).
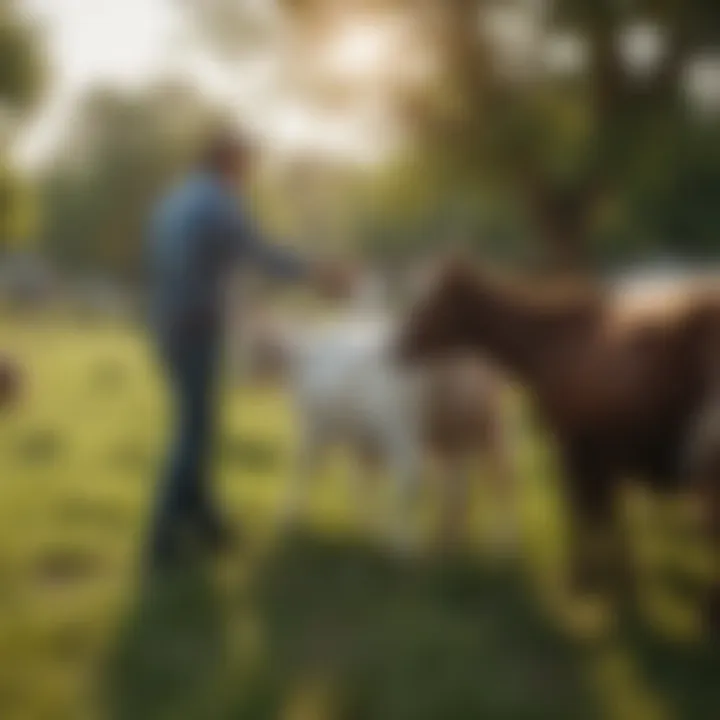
[
  {"x1": 399, "y1": 260, "x2": 720, "y2": 622},
  {"x1": 239, "y1": 311, "x2": 516, "y2": 552}
]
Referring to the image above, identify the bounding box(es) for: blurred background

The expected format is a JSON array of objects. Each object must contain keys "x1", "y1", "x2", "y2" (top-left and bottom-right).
[{"x1": 0, "y1": 0, "x2": 719, "y2": 718}]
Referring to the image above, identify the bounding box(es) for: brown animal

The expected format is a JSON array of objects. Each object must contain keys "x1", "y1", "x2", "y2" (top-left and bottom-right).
[{"x1": 399, "y1": 259, "x2": 720, "y2": 622}]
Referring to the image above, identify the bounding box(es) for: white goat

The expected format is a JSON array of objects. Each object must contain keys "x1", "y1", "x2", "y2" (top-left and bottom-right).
[{"x1": 237, "y1": 285, "x2": 516, "y2": 552}]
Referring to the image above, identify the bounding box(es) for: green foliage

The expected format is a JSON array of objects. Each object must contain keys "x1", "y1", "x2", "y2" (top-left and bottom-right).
[
  {"x1": 0, "y1": 0, "x2": 44, "y2": 252},
  {"x1": 0, "y1": 163, "x2": 35, "y2": 250},
  {"x1": 35, "y1": 0, "x2": 720, "y2": 271},
  {"x1": 414, "y1": 0, "x2": 717, "y2": 265},
  {"x1": 334, "y1": 0, "x2": 720, "y2": 266},
  {"x1": 0, "y1": 0, "x2": 44, "y2": 112},
  {"x1": 619, "y1": 119, "x2": 720, "y2": 260},
  {"x1": 40, "y1": 83, "x2": 222, "y2": 279}
]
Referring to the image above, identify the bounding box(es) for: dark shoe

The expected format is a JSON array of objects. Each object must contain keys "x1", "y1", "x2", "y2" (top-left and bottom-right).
[
  {"x1": 146, "y1": 514, "x2": 201, "y2": 574},
  {"x1": 194, "y1": 513, "x2": 240, "y2": 556},
  {"x1": 146, "y1": 533, "x2": 187, "y2": 576}
]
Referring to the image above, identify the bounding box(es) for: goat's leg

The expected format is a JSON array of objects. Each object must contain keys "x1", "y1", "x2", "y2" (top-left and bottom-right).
[
  {"x1": 279, "y1": 426, "x2": 322, "y2": 532},
  {"x1": 346, "y1": 448, "x2": 382, "y2": 535},
  {"x1": 435, "y1": 454, "x2": 472, "y2": 552},
  {"x1": 386, "y1": 445, "x2": 424, "y2": 554}
]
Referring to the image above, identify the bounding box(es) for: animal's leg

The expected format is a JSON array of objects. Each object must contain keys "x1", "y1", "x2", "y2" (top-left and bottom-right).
[
  {"x1": 702, "y1": 447, "x2": 720, "y2": 629},
  {"x1": 346, "y1": 447, "x2": 382, "y2": 535},
  {"x1": 437, "y1": 454, "x2": 472, "y2": 552},
  {"x1": 563, "y1": 452, "x2": 620, "y2": 597},
  {"x1": 279, "y1": 425, "x2": 323, "y2": 531},
  {"x1": 387, "y1": 443, "x2": 424, "y2": 554},
  {"x1": 684, "y1": 395, "x2": 720, "y2": 492},
  {"x1": 684, "y1": 393, "x2": 720, "y2": 628}
]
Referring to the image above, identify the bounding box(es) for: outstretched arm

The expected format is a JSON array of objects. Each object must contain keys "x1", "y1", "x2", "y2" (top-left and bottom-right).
[
  {"x1": 222, "y1": 194, "x2": 308, "y2": 280},
  {"x1": 213, "y1": 188, "x2": 356, "y2": 296}
]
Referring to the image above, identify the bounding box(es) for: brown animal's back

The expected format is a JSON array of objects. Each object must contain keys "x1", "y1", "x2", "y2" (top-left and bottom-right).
[
  {"x1": 530, "y1": 287, "x2": 720, "y2": 483},
  {"x1": 401, "y1": 260, "x2": 720, "y2": 484}
]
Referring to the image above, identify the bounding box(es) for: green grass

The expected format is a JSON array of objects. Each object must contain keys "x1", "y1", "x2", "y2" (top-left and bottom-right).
[{"x1": 0, "y1": 317, "x2": 718, "y2": 720}]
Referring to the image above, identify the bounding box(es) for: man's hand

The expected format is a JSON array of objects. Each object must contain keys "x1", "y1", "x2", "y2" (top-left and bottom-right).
[{"x1": 312, "y1": 258, "x2": 360, "y2": 300}]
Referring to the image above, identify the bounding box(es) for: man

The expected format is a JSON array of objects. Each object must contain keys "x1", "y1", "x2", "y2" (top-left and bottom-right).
[{"x1": 147, "y1": 131, "x2": 351, "y2": 566}]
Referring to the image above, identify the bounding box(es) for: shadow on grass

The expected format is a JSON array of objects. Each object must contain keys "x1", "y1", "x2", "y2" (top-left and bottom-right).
[
  {"x1": 104, "y1": 560, "x2": 229, "y2": 720},
  {"x1": 222, "y1": 436, "x2": 282, "y2": 473},
  {"x1": 106, "y1": 531, "x2": 720, "y2": 719},
  {"x1": 229, "y1": 532, "x2": 599, "y2": 720},
  {"x1": 601, "y1": 511, "x2": 720, "y2": 720},
  {"x1": 34, "y1": 546, "x2": 107, "y2": 589},
  {"x1": 102, "y1": 532, "x2": 597, "y2": 720},
  {"x1": 14, "y1": 427, "x2": 63, "y2": 464},
  {"x1": 616, "y1": 595, "x2": 720, "y2": 720}
]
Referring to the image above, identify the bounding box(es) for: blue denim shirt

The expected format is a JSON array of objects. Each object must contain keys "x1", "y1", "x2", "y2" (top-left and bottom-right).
[{"x1": 147, "y1": 172, "x2": 305, "y2": 350}]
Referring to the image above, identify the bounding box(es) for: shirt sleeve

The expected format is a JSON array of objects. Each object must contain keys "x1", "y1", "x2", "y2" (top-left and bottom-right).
[{"x1": 214, "y1": 191, "x2": 308, "y2": 281}]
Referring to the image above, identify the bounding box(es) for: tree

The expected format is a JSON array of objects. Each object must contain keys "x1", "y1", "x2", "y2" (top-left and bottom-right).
[
  {"x1": 0, "y1": 0, "x2": 43, "y2": 111},
  {"x1": 176, "y1": 0, "x2": 720, "y2": 269},
  {"x1": 40, "y1": 83, "x2": 222, "y2": 280},
  {"x1": 386, "y1": 0, "x2": 720, "y2": 270},
  {"x1": 0, "y1": 0, "x2": 44, "y2": 252}
]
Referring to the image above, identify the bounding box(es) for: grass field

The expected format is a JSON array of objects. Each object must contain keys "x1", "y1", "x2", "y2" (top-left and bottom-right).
[{"x1": 0, "y1": 316, "x2": 719, "y2": 720}]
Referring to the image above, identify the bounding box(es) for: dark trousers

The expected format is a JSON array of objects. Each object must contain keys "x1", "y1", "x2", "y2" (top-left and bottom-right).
[{"x1": 150, "y1": 334, "x2": 221, "y2": 558}]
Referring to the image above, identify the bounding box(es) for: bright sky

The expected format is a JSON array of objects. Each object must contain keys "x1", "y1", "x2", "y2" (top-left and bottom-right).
[
  {"x1": 26, "y1": 0, "x2": 182, "y2": 88},
  {"x1": 15, "y1": 1, "x2": 719, "y2": 170},
  {"x1": 16, "y1": 0, "x2": 181, "y2": 167},
  {"x1": 15, "y1": 0, "x2": 394, "y2": 170}
]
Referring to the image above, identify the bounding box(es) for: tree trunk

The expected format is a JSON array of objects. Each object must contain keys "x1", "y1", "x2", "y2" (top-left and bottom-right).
[{"x1": 526, "y1": 175, "x2": 602, "y2": 276}]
